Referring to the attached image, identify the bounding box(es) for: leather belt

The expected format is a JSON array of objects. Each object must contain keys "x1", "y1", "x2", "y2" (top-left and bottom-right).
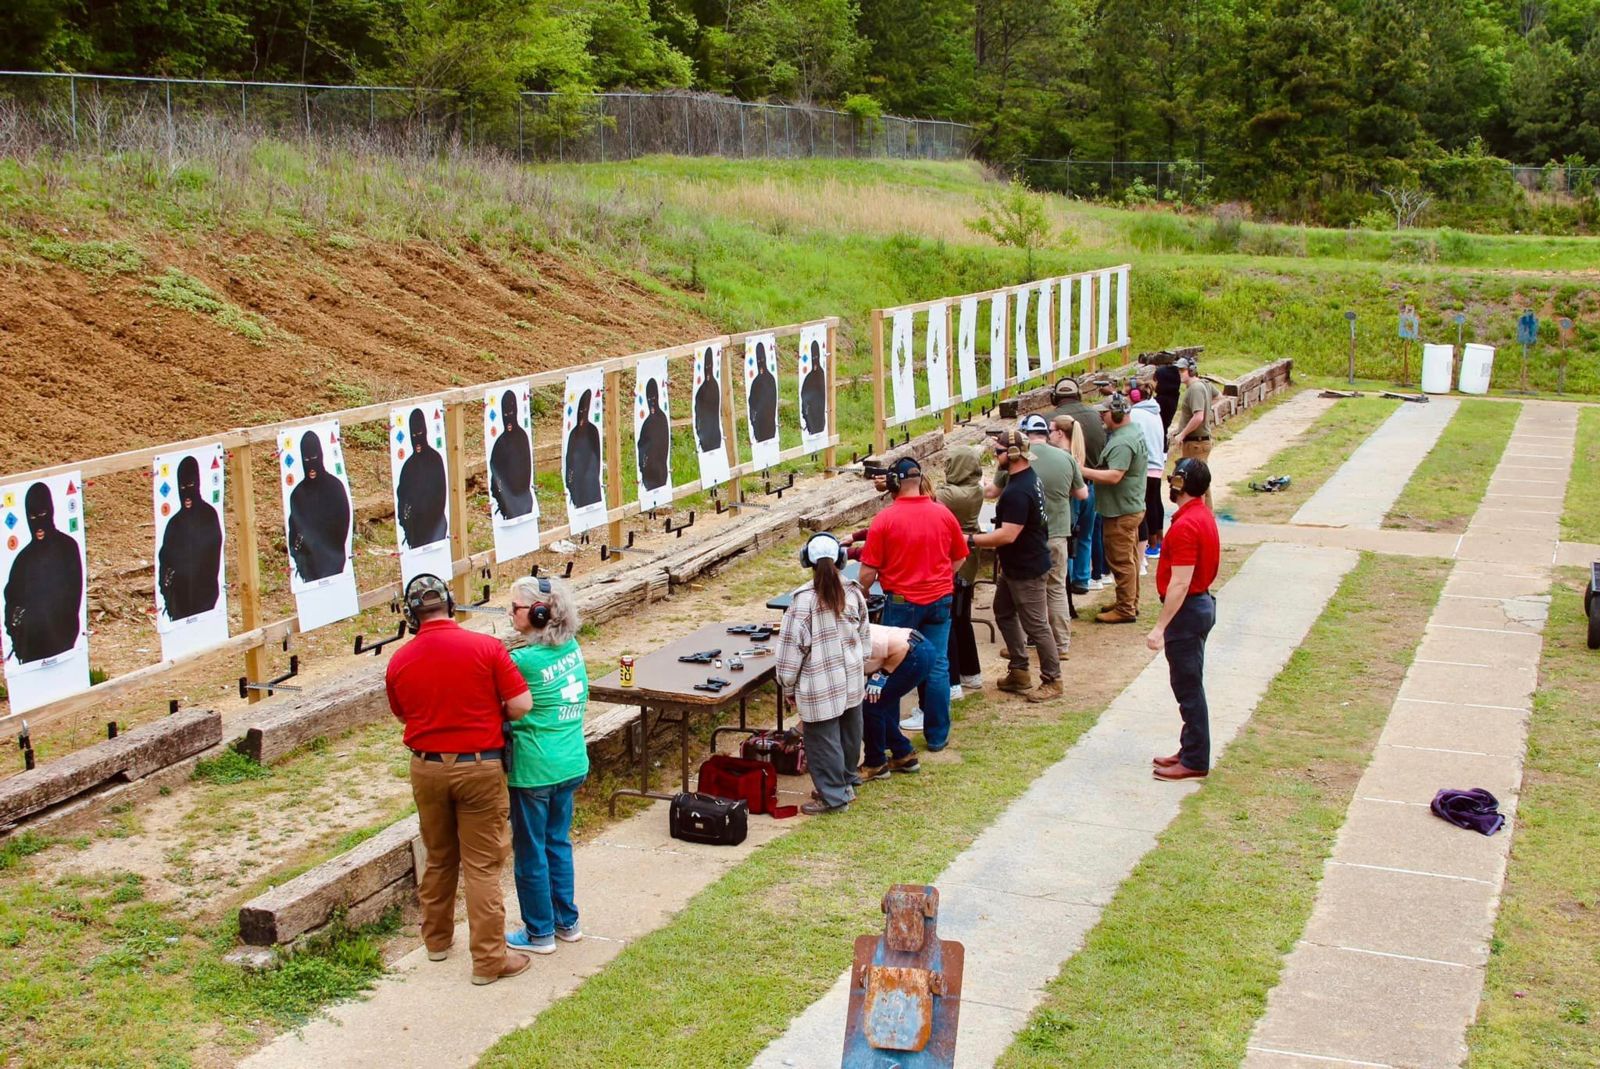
[{"x1": 411, "y1": 749, "x2": 503, "y2": 763}]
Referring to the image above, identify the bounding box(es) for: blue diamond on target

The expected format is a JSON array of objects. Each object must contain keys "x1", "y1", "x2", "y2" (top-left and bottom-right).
[{"x1": 3, "y1": 513, "x2": 15, "y2": 529}]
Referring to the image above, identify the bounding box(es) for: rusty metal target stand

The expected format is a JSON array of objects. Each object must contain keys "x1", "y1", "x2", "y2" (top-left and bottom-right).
[{"x1": 842, "y1": 884, "x2": 964, "y2": 1068}]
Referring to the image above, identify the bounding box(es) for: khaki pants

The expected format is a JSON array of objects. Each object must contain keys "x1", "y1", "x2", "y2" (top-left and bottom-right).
[
  {"x1": 1046, "y1": 535, "x2": 1072, "y2": 654},
  {"x1": 411, "y1": 755, "x2": 512, "y2": 978},
  {"x1": 1181, "y1": 439, "x2": 1214, "y2": 509},
  {"x1": 1101, "y1": 513, "x2": 1143, "y2": 619}
]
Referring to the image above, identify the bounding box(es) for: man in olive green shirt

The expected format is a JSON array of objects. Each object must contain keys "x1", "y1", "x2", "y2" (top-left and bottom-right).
[
  {"x1": 1082, "y1": 394, "x2": 1149, "y2": 623},
  {"x1": 993, "y1": 414, "x2": 1090, "y2": 653},
  {"x1": 1169, "y1": 357, "x2": 1214, "y2": 507}
]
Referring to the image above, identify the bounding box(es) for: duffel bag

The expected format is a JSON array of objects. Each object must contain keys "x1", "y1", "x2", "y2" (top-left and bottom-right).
[
  {"x1": 669, "y1": 791, "x2": 748, "y2": 846},
  {"x1": 739, "y1": 728, "x2": 808, "y2": 777}
]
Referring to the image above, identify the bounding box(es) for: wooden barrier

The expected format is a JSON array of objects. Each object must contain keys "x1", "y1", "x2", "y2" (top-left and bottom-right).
[{"x1": 0, "y1": 708, "x2": 220, "y2": 828}]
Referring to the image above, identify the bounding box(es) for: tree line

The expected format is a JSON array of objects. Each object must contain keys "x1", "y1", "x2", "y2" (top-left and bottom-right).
[{"x1": 5, "y1": 0, "x2": 1600, "y2": 225}]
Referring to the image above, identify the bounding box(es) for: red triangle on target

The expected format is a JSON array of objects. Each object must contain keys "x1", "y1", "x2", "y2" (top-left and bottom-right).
[
  {"x1": 66, "y1": 481, "x2": 78, "y2": 494},
  {"x1": 211, "y1": 457, "x2": 222, "y2": 469}
]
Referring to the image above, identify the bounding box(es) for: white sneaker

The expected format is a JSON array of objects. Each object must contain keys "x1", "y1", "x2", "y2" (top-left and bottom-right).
[
  {"x1": 900, "y1": 711, "x2": 925, "y2": 732},
  {"x1": 959, "y1": 673, "x2": 984, "y2": 690},
  {"x1": 949, "y1": 685, "x2": 964, "y2": 702},
  {"x1": 1087, "y1": 578, "x2": 1105, "y2": 591},
  {"x1": 1139, "y1": 558, "x2": 1148, "y2": 576}
]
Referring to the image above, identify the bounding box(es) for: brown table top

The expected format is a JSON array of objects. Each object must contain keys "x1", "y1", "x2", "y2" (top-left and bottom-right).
[{"x1": 589, "y1": 620, "x2": 780, "y2": 707}]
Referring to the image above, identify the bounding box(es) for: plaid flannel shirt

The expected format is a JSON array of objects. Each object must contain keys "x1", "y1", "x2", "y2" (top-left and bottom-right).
[{"x1": 775, "y1": 580, "x2": 870, "y2": 723}]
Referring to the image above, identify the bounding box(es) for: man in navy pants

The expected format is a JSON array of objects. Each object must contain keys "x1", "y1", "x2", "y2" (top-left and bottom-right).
[{"x1": 1146, "y1": 459, "x2": 1221, "y2": 781}]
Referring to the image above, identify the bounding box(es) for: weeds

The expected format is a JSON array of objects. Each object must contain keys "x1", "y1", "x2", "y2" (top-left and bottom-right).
[
  {"x1": 193, "y1": 750, "x2": 272, "y2": 785},
  {"x1": 144, "y1": 267, "x2": 270, "y2": 342}
]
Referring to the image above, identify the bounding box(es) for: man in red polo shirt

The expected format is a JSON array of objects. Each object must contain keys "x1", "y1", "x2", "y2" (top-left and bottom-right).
[
  {"x1": 386, "y1": 574, "x2": 534, "y2": 985},
  {"x1": 1145, "y1": 459, "x2": 1220, "y2": 782},
  {"x1": 856, "y1": 457, "x2": 969, "y2": 751}
]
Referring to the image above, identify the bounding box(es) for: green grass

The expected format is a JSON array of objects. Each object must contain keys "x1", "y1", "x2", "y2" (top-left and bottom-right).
[
  {"x1": 1467, "y1": 569, "x2": 1600, "y2": 1066},
  {"x1": 999, "y1": 550, "x2": 1450, "y2": 1068},
  {"x1": 192, "y1": 749, "x2": 272, "y2": 785},
  {"x1": 1385, "y1": 399, "x2": 1522, "y2": 532},
  {"x1": 143, "y1": 267, "x2": 272, "y2": 342},
  {"x1": 477, "y1": 707, "x2": 1099, "y2": 1068},
  {"x1": 1224, "y1": 397, "x2": 1402, "y2": 523},
  {"x1": 1562, "y1": 407, "x2": 1600, "y2": 544}
]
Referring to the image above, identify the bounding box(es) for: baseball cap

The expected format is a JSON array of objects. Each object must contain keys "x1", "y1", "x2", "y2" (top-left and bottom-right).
[
  {"x1": 994, "y1": 429, "x2": 1031, "y2": 458},
  {"x1": 1094, "y1": 393, "x2": 1132, "y2": 416},
  {"x1": 1175, "y1": 356, "x2": 1197, "y2": 371},
  {"x1": 891, "y1": 457, "x2": 922, "y2": 480},
  {"x1": 1018, "y1": 414, "x2": 1050, "y2": 435},
  {"x1": 1052, "y1": 377, "x2": 1082, "y2": 400}
]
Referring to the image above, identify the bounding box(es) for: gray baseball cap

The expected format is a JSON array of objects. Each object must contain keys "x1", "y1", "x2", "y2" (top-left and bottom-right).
[
  {"x1": 1094, "y1": 393, "x2": 1132, "y2": 417},
  {"x1": 1018, "y1": 414, "x2": 1050, "y2": 435}
]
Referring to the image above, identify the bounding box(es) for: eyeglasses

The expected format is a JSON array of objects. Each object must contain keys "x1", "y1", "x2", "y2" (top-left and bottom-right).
[{"x1": 510, "y1": 603, "x2": 531, "y2": 613}]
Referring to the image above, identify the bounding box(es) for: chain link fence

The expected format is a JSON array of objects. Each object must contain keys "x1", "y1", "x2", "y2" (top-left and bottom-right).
[
  {"x1": 1020, "y1": 158, "x2": 1212, "y2": 202},
  {"x1": 0, "y1": 71, "x2": 973, "y2": 161}
]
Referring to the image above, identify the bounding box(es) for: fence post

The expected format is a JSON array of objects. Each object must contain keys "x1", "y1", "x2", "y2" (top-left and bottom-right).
[
  {"x1": 368, "y1": 88, "x2": 375, "y2": 133},
  {"x1": 228, "y1": 444, "x2": 266, "y2": 705},
  {"x1": 69, "y1": 75, "x2": 78, "y2": 142},
  {"x1": 165, "y1": 81, "x2": 175, "y2": 152},
  {"x1": 445, "y1": 403, "x2": 470, "y2": 609},
  {"x1": 627, "y1": 94, "x2": 635, "y2": 158},
  {"x1": 683, "y1": 95, "x2": 691, "y2": 154},
  {"x1": 784, "y1": 107, "x2": 791, "y2": 158},
  {"x1": 598, "y1": 98, "x2": 605, "y2": 162},
  {"x1": 241, "y1": 84, "x2": 247, "y2": 124},
  {"x1": 872, "y1": 309, "x2": 887, "y2": 454},
  {"x1": 517, "y1": 94, "x2": 524, "y2": 162},
  {"x1": 718, "y1": 343, "x2": 742, "y2": 507},
  {"x1": 604, "y1": 368, "x2": 624, "y2": 551},
  {"x1": 824, "y1": 321, "x2": 838, "y2": 478},
  {"x1": 739, "y1": 103, "x2": 746, "y2": 158}
]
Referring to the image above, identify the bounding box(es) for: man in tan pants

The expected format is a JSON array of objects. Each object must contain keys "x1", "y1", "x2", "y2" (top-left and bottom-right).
[
  {"x1": 1169, "y1": 357, "x2": 1214, "y2": 507},
  {"x1": 386, "y1": 574, "x2": 535, "y2": 986},
  {"x1": 1081, "y1": 394, "x2": 1150, "y2": 623}
]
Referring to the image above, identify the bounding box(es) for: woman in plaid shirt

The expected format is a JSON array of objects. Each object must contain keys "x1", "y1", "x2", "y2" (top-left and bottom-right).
[{"x1": 776, "y1": 532, "x2": 872, "y2": 815}]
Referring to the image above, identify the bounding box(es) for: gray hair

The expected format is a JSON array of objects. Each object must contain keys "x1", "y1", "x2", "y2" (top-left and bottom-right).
[{"x1": 508, "y1": 575, "x2": 581, "y2": 647}]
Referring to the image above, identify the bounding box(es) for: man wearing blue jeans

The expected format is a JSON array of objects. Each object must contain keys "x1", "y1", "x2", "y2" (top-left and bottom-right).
[
  {"x1": 858, "y1": 457, "x2": 969, "y2": 752},
  {"x1": 860, "y1": 625, "x2": 934, "y2": 776}
]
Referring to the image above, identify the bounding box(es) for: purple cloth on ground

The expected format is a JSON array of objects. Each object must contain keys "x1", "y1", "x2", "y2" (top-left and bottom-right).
[{"x1": 1431, "y1": 787, "x2": 1505, "y2": 836}]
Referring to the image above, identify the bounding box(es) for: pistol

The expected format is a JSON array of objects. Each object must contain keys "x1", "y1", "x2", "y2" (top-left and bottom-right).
[{"x1": 677, "y1": 648, "x2": 722, "y2": 665}]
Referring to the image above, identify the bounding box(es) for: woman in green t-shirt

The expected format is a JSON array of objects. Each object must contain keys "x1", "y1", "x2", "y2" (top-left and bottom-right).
[{"x1": 503, "y1": 575, "x2": 590, "y2": 956}]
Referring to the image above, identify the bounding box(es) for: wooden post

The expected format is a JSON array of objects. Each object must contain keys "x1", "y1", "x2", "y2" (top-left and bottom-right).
[
  {"x1": 823, "y1": 322, "x2": 839, "y2": 477},
  {"x1": 997, "y1": 294, "x2": 1011, "y2": 403},
  {"x1": 229, "y1": 444, "x2": 266, "y2": 704},
  {"x1": 445, "y1": 402, "x2": 470, "y2": 611},
  {"x1": 941, "y1": 304, "x2": 956, "y2": 434},
  {"x1": 1085, "y1": 283, "x2": 1099, "y2": 374},
  {"x1": 719, "y1": 343, "x2": 742, "y2": 504},
  {"x1": 871, "y1": 309, "x2": 887, "y2": 454},
  {"x1": 603, "y1": 368, "x2": 624, "y2": 549},
  {"x1": 1049, "y1": 280, "x2": 1061, "y2": 380}
]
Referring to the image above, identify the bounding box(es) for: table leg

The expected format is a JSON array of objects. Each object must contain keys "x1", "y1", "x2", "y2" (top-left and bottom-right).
[
  {"x1": 610, "y1": 704, "x2": 677, "y2": 816},
  {"x1": 679, "y1": 707, "x2": 690, "y2": 794}
]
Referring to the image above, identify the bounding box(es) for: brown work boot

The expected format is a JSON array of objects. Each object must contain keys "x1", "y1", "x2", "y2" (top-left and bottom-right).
[
  {"x1": 1095, "y1": 610, "x2": 1137, "y2": 624},
  {"x1": 1024, "y1": 678, "x2": 1063, "y2": 703},
  {"x1": 996, "y1": 668, "x2": 1034, "y2": 693},
  {"x1": 472, "y1": 951, "x2": 532, "y2": 986},
  {"x1": 858, "y1": 762, "x2": 890, "y2": 782}
]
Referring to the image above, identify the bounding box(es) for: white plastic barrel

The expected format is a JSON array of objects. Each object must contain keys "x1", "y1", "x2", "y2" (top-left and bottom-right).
[
  {"x1": 1458, "y1": 343, "x2": 1496, "y2": 395},
  {"x1": 1421, "y1": 343, "x2": 1454, "y2": 394}
]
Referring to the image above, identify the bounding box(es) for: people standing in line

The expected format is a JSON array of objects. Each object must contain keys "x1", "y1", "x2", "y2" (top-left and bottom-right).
[
  {"x1": 859, "y1": 623, "x2": 931, "y2": 780},
  {"x1": 1147, "y1": 459, "x2": 1221, "y2": 782},
  {"x1": 385, "y1": 574, "x2": 534, "y2": 987},
  {"x1": 775, "y1": 533, "x2": 872, "y2": 815},
  {"x1": 1169, "y1": 357, "x2": 1215, "y2": 508},
  {"x1": 970, "y1": 430, "x2": 1061, "y2": 702},
  {"x1": 1152, "y1": 359, "x2": 1182, "y2": 440},
  {"x1": 994, "y1": 414, "x2": 1087, "y2": 657},
  {"x1": 936, "y1": 445, "x2": 988, "y2": 694},
  {"x1": 503, "y1": 576, "x2": 589, "y2": 956},
  {"x1": 1128, "y1": 388, "x2": 1169, "y2": 567},
  {"x1": 1051, "y1": 378, "x2": 1107, "y2": 597},
  {"x1": 858, "y1": 458, "x2": 969, "y2": 752},
  {"x1": 1081, "y1": 394, "x2": 1150, "y2": 624}
]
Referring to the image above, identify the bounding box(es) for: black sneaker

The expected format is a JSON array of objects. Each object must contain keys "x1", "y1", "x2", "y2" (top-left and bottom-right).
[{"x1": 1070, "y1": 583, "x2": 1090, "y2": 596}]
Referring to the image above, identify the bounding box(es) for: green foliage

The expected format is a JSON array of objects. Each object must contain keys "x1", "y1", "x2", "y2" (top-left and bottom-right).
[
  {"x1": 966, "y1": 180, "x2": 1055, "y2": 275},
  {"x1": 193, "y1": 750, "x2": 272, "y2": 786},
  {"x1": 143, "y1": 267, "x2": 269, "y2": 341},
  {"x1": 28, "y1": 235, "x2": 144, "y2": 276},
  {"x1": 0, "y1": 833, "x2": 52, "y2": 872}
]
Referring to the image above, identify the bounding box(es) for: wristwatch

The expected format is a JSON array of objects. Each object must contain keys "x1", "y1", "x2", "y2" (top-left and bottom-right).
[{"x1": 967, "y1": 533, "x2": 978, "y2": 552}]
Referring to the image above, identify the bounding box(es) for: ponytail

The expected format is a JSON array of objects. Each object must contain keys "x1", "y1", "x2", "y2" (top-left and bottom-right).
[{"x1": 811, "y1": 557, "x2": 846, "y2": 618}]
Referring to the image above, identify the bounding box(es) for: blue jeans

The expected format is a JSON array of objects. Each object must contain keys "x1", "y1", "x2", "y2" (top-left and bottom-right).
[
  {"x1": 509, "y1": 774, "x2": 585, "y2": 938},
  {"x1": 864, "y1": 633, "x2": 935, "y2": 766},
  {"x1": 1071, "y1": 488, "x2": 1100, "y2": 587},
  {"x1": 881, "y1": 593, "x2": 953, "y2": 749}
]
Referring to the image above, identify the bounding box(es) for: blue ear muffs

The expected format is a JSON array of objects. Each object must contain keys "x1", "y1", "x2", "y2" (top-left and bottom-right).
[{"x1": 800, "y1": 532, "x2": 847, "y2": 569}]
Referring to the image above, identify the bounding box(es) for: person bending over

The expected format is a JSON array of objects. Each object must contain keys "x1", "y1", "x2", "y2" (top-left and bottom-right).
[
  {"x1": 504, "y1": 575, "x2": 590, "y2": 956},
  {"x1": 775, "y1": 533, "x2": 872, "y2": 815},
  {"x1": 859, "y1": 624, "x2": 931, "y2": 780}
]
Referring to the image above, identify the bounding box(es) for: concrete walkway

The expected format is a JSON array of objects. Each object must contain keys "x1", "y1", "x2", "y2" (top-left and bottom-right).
[
  {"x1": 1211, "y1": 391, "x2": 1336, "y2": 511},
  {"x1": 1292, "y1": 398, "x2": 1459, "y2": 529},
  {"x1": 751, "y1": 542, "x2": 1360, "y2": 1069},
  {"x1": 242, "y1": 795, "x2": 804, "y2": 1069},
  {"x1": 1244, "y1": 401, "x2": 1579, "y2": 1069}
]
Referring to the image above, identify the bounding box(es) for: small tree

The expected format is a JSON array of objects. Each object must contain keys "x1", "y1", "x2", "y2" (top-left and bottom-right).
[
  {"x1": 1378, "y1": 183, "x2": 1433, "y2": 229},
  {"x1": 968, "y1": 180, "x2": 1055, "y2": 277}
]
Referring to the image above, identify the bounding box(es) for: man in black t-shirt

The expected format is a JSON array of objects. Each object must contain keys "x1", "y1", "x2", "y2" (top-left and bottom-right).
[{"x1": 969, "y1": 430, "x2": 1060, "y2": 703}]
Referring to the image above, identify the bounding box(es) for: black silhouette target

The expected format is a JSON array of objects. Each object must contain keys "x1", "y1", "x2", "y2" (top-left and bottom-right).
[
  {"x1": 287, "y1": 429, "x2": 352, "y2": 584},
  {"x1": 637, "y1": 377, "x2": 670, "y2": 492},
  {"x1": 157, "y1": 455, "x2": 224, "y2": 621},
  {"x1": 748, "y1": 341, "x2": 778, "y2": 446},
  {"x1": 395, "y1": 407, "x2": 449, "y2": 548},
  {"x1": 801, "y1": 337, "x2": 828, "y2": 438},
  {"x1": 2, "y1": 481, "x2": 85, "y2": 665},
  {"x1": 489, "y1": 389, "x2": 535, "y2": 520},
  {"x1": 694, "y1": 346, "x2": 723, "y2": 454},
  {"x1": 565, "y1": 388, "x2": 604, "y2": 508}
]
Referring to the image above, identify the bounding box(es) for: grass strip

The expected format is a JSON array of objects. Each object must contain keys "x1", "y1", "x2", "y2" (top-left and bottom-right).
[
  {"x1": 1466, "y1": 568, "x2": 1600, "y2": 1067},
  {"x1": 1561, "y1": 407, "x2": 1600, "y2": 544},
  {"x1": 1224, "y1": 397, "x2": 1401, "y2": 524},
  {"x1": 1385, "y1": 399, "x2": 1522, "y2": 532},
  {"x1": 997, "y1": 550, "x2": 1449, "y2": 1068},
  {"x1": 478, "y1": 706, "x2": 1099, "y2": 1069}
]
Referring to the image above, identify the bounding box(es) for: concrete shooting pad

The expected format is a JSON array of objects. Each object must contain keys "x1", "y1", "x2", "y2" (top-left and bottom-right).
[{"x1": 1291, "y1": 398, "x2": 1459, "y2": 529}]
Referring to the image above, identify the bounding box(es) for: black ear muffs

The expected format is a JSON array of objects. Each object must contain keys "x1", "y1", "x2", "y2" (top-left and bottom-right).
[
  {"x1": 402, "y1": 573, "x2": 455, "y2": 630},
  {"x1": 883, "y1": 469, "x2": 901, "y2": 494},
  {"x1": 800, "y1": 533, "x2": 847, "y2": 569},
  {"x1": 529, "y1": 577, "x2": 553, "y2": 628}
]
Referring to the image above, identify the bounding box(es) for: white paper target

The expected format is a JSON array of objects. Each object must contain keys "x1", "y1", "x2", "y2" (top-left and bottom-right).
[
  {"x1": 1013, "y1": 286, "x2": 1032, "y2": 381},
  {"x1": 798, "y1": 324, "x2": 831, "y2": 454},
  {"x1": 744, "y1": 333, "x2": 781, "y2": 469},
  {"x1": 1097, "y1": 270, "x2": 1112, "y2": 348},
  {"x1": 389, "y1": 401, "x2": 452, "y2": 586},
  {"x1": 1035, "y1": 282, "x2": 1054, "y2": 372},
  {"x1": 1077, "y1": 275, "x2": 1093, "y2": 356},
  {"x1": 633, "y1": 357, "x2": 674, "y2": 510},
  {"x1": 926, "y1": 303, "x2": 951, "y2": 412},
  {"x1": 152, "y1": 444, "x2": 229, "y2": 662},
  {"x1": 278, "y1": 421, "x2": 358, "y2": 632},
  {"x1": 485, "y1": 382, "x2": 540, "y2": 563},
  {"x1": 561, "y1": 369, "x2": 609, "y2": 533},
  {"x1": 0, "y1": 472, "x2": 90, "y2": 714},
  {"x1": 988, "y1": 295, "x2": 1007, "y2": 392},
  {"x1": 890, "y1": 310, "x2": 917, "y2": 425},
  {"x1": 956, "y1": 297, "x2": 980, "y2": 402}
]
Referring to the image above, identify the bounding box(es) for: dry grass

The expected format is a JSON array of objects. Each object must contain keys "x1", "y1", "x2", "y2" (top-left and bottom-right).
[{"x1": 665, "y1": 174, "x2": 991, "y2": 244}]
